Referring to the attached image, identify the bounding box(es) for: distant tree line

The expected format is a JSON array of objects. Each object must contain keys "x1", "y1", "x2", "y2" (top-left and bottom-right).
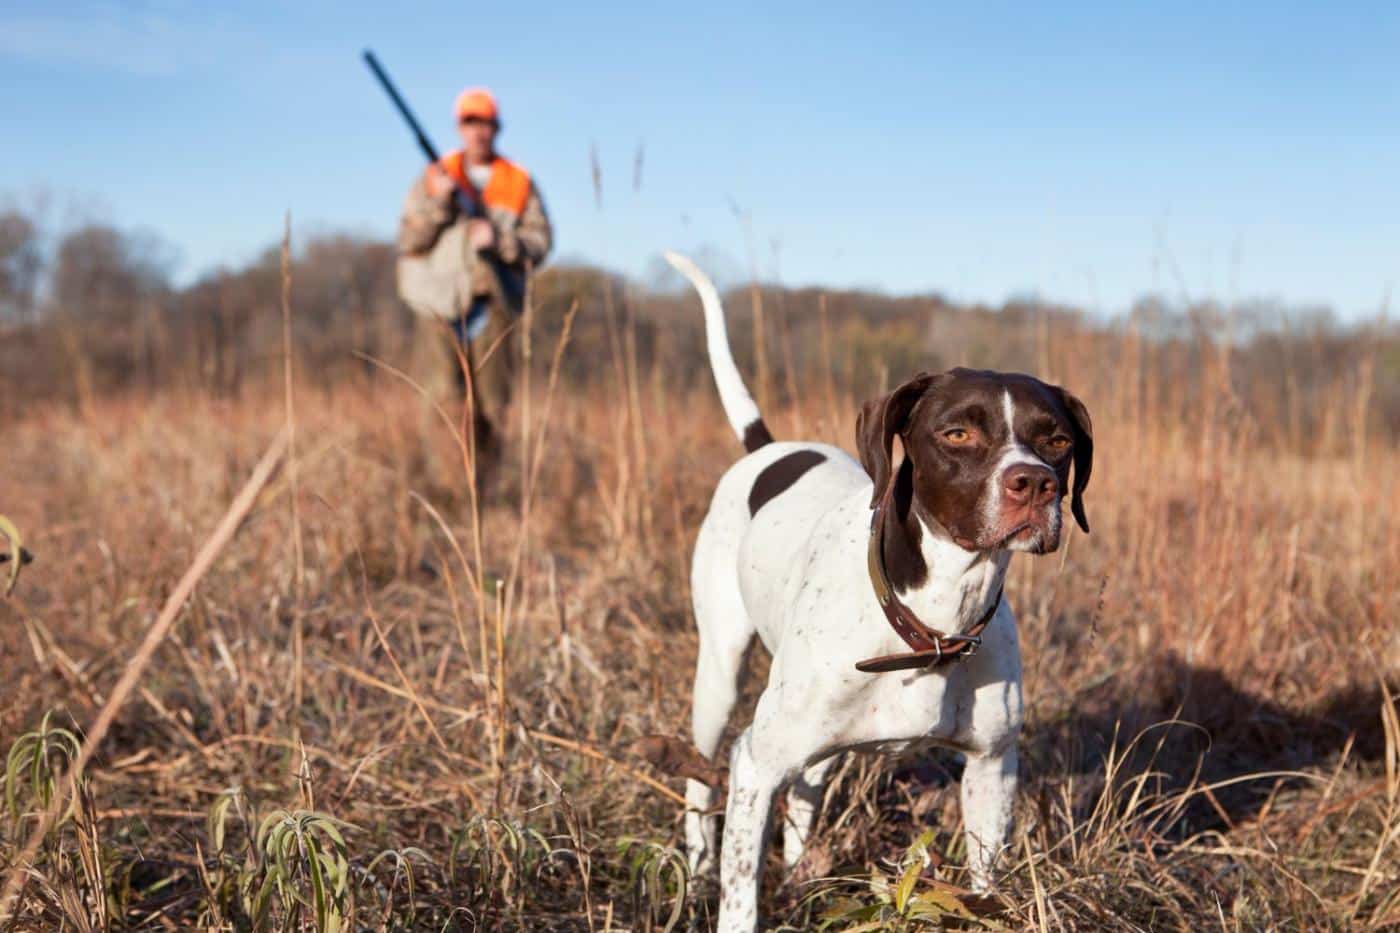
[{"x1": 0, "y1": 201, "x2": 1395, "y2": 446}]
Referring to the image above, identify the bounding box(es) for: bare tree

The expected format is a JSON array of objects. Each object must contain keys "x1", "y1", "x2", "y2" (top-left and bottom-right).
[
  {"x1": 0, "y1": 210, "x2": 42, "y2": 322},
  {"x1": 41, "y1": 223, "x2": 173, "y2": 409},
  {"x1": 51, "y1": 224, "x2": 172, "y2": 317}
]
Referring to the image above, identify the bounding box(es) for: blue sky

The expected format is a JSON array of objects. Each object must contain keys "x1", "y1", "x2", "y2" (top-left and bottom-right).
[{"x1": 1, "y1": 1, "x2": 1396, "y2": 319}]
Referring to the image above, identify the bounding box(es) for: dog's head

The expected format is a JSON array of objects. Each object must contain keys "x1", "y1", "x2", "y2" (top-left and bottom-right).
[{"x1": 857, "y1": 368, "x2": 1093, "y2": 555}]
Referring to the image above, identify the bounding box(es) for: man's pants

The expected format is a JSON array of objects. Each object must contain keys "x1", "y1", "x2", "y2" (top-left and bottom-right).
[{"x1": 411, "y1": 298, "x2": 516, "y2": 475}]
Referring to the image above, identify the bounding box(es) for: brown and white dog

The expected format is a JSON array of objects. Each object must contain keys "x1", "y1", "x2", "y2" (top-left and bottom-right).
[{"x1": 665, "y1": 253, "x2": 1093, "y2": 931}]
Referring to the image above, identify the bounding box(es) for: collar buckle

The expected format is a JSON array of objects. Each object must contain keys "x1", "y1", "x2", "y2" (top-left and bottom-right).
[{"x1": 952, "y1": 633, "x2": 982, "y2": 660}]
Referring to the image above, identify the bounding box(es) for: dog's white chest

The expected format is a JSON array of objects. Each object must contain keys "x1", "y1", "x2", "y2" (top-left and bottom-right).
[{"x1": 824, "y1": 615, "x2": 1023, "y2": 758}]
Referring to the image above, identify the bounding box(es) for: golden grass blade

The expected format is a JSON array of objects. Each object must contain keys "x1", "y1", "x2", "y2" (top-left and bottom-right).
[{"x1": 524, "y1": 729, "x2": 687, "y2": 807}]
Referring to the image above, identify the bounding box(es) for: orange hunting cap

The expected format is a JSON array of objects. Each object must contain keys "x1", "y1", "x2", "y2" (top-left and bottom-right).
[{"x1": 455, "y1": 87, "x2": 499, "y2": 123}]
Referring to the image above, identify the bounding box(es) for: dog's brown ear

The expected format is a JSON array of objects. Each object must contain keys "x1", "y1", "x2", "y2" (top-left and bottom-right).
[
  {"x1": 1053, "y1": 387, "x2": 1094, "y2": 533},
  {"x1": 856, "y1": 372, "x2": 943, "y2": 508}
]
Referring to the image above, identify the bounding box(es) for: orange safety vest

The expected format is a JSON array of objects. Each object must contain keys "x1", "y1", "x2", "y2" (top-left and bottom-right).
[{"x1": 439, "y1": 152, "x2": 532, "y2": 217}]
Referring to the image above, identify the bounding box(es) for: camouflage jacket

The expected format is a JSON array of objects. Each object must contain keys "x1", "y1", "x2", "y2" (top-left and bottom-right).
[{"x1": 397, "y1": 159, "x2": 552, "y2": 300}]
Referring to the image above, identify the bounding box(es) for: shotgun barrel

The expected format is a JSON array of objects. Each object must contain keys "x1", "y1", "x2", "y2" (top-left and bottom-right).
[{"x1": 362, "y1": 49, "x2": 483, "y2": 218}]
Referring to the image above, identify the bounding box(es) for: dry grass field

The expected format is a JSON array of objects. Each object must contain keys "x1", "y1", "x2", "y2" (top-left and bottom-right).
[{"x1": 1, "y1": 274, "x2": 1397, "y2": 930}]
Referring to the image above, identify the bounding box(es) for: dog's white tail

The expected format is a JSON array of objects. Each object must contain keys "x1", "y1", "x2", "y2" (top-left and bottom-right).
[{"x1": 664, "y1": 251, "x2": 773, "y2": 452}]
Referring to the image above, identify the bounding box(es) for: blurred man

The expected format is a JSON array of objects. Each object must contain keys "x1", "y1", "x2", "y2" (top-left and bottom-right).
[{"x1": 397, "y1": 87, "x2": 552, "y2": 469}]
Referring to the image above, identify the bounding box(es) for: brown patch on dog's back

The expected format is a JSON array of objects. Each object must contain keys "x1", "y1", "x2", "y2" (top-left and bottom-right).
[{"x1": 748, "y1": 449, "x2": 826, "y2": 516}]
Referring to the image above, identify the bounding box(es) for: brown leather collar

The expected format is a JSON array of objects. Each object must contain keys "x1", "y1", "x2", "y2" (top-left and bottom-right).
[{"x1": 856, "y1": 485, "x2": 1002, "y2": 674}]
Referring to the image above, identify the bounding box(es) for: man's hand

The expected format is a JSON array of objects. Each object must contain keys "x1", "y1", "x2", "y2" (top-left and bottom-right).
[
  {"x1": 424, "y1": 164, "x2": 456, "y2": 201},
  {"x1": 467, "y1": 218, "x2": 495, "y2": 251}
]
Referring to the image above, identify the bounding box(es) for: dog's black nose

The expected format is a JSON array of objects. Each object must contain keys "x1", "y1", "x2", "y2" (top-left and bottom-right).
[{"x1": 1002, "y1": 464, "x2": 1058, "y2": 506}]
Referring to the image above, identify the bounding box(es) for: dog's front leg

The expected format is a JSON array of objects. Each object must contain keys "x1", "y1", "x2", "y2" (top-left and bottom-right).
[
  {"x1": 960, "y1": 744, "x2": 1017, "y2": 891},
  {"x1": 718, "y1": 726, "x2": 785, "y2": 932},
  {"x1": 782, "y1": 755, "x2": 834, "y2": 871}
]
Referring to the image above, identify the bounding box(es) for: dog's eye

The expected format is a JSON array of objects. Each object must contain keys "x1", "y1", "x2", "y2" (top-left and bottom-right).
[
  {"x1": 1047, "y1": 435, "x2": 1072, "y2": 451},
  {"x1": 943, "y1": 428, "x2": 974, "y2": 445}
]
